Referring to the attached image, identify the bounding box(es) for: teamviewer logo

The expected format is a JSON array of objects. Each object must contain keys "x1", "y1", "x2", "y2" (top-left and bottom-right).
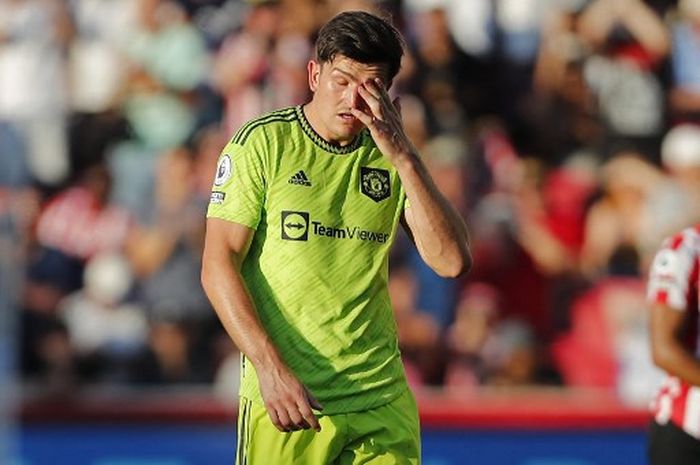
[{"x1": 281, "y1": 211, "x2": 309, "y2": 241}]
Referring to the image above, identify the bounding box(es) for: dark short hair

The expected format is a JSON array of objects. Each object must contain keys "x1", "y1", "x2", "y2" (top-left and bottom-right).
[{"x1": 315, "y1": 11, "x2": 404, "y2": 82}]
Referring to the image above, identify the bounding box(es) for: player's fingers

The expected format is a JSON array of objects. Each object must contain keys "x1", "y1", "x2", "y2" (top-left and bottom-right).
[
  {"x1": 306, "y1": 390, "x2": 324, "y2": 411},
  {"x1": 361, "y1": 79, "x2": 382, "y2": 100},
  {"x1": 373, "y1": 78, "x2": 395, "y2": 108},
  {"x1": 298, "y1": 401, "x2": 322, "y2": 432},
  {"x1": 357, "y1": 85, "x2": 383, "y2": 121},
  {"x1": 287, "y1": 407, "x2": 306, "y2": 431},
  {"x1": 275, "y1": 407, "x2": 294, "y2": 432},
  {"x1": 267, "y1": 407, "x2": 285, "y2": 432},
  {"x1": 349, "y1": 108, "x2": 374, "y2": 127}
]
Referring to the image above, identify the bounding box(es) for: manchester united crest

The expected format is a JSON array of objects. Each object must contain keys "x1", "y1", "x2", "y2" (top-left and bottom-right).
[{"x1": 360, "y1": 167, "x2": 391, "y2": 202}]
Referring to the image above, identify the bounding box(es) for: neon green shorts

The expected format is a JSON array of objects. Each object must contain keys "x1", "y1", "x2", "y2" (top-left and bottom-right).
[{"x1": 235, "y1": 389, "x2": 421, "y2": 465}]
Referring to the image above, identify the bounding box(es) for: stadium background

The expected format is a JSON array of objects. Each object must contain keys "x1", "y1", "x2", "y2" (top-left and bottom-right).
[{"x1": 2, "y1": 0, "x2": 699, "y2": 463}]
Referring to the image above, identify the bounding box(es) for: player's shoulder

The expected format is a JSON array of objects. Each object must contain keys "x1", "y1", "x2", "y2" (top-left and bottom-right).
[
  {"x1": 659, "y1": 224, "x2": 700, "y2": 253},
  {"x1": 229, "y1": 106, "x2": 300, "y2": 147}
]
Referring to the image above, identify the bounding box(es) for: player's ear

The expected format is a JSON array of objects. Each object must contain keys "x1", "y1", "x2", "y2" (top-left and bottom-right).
[{"x1": 308, "y1": 60, "x2": 321, "y2": 92}]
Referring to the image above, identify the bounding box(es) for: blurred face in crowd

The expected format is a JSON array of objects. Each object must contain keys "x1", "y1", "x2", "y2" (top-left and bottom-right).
[
  {"x1": 681, "y1": 0, "x2": 700, "y2": 22},
  {"x1": 306, "y1": 55, "x2": 388, "y2": 146}
]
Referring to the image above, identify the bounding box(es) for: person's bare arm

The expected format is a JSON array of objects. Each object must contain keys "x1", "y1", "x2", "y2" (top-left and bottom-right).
[
  {"x1": 669, "y1": 87, "x2": 700, "y2": 114},
  {"x1": 399, "y1": 168, "x2": 472, "y2": 278},
  {"x1": 201, "y1": 218, "x2": 323, "y2": 432},
  {"x1": 351, "y1": 79, "x2": 471, "y2": 277},
  {"x1": 651, "y1": 302, "x2": 700, "y2": 386},
  {"x1": 578, "y1": 0, "x2": 669, "y2": 57}
]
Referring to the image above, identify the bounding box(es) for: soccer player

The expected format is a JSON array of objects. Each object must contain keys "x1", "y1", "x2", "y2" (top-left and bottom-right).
[
  {"x1": 648, "y1": 225, "x2": 700, "y2": 465},
  {"x1": 201, "y1": 10, "x2": 471, "y2": 464}
]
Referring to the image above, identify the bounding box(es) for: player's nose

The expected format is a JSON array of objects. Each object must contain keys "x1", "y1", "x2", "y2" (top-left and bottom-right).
[
  {"x1": 346, "y1": 85, "x2": 361, "y2": 110},
  {"x1": 347, "y1": 86, "x2": 365, "y2": 110}
]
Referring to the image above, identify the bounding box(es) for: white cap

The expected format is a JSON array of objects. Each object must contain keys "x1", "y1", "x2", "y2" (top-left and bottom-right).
[{"x1": 661, "y1": 124, "x2": 700, "y2": 169}]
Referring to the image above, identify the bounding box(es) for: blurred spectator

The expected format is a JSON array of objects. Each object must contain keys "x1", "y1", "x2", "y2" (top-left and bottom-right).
[
  {"x1": 532, "y1": 1, "x2": 603, "y2": 163},
  {"x1": 126, "y1": 0, "x2": 209, "y2": 93},
  {"x1": 182, "y1": 0, "x2": 247, "y2": 48},
  {"x1": 404, "y1": 0, "x2": 493, "y2": 59},
  {"x1": 0, "y1": 0, "x2": 74, "y2": 185},
  {"x1": 445, "y1": 283, "x2": 501, "y2": 388},
  {"x1": 552, "y1": 277, "x2": 664, "y2": 406},
  {"x1": 640, "y1": 124, "x2": 700, "y2": 263},
  {"x1": 446, "y1": 283, "x2": 542, "y2": 389},
  {"x1": 21, "y1": 163, "x2": 131, "y2": 387},
  {"x1": 124, "y1": 146, "x2": 216, "y2": 383},
  {"x1": 491, "y1": 0, "x2": 549, "y2": 149},
  {"x1": 118, "y1": 0, "x2": 211, "y2": 152},
  {"x1": 659, "y1": 124, "x2": 700, "y2": 222},
  {"x1": 390, "y1": 264, "x2": 440, "y2": 387},
  {"x1": 577, "y1": 0, "x2": 669, "y2": 158},
  {"x1": 403, "y1": 6, "x2": 477, "y2": 133},
  {"x1": 59, "y1": 252, "x2": 149, "y2": 383},
  {"x1": 68, "y1": 0, "x2": 140, "y2": 113},
  {"x1": 212, "y1": 0, "x2": 283, "y2": 132},
  {"x1": 466, "y1": 125, "x2": 552, "y2": 342},
  {"x1": 32, "y1": 164, "x2": 131, "y2": 293},
  {"x1": 579, "y1": 151, "x2": 665, "y2": 277},
  {"x1": 126, "y1": 147, "x2": 209, "y2": 323},
  {"x1": 515, "y1": 153, "x2": 598, "y2": 276},
  {"x1": 669, "y1": 0, "x2": 700, "y2": 122}
]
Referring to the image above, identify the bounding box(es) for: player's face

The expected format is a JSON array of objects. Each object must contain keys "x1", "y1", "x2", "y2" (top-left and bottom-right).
[{"x1": 307, "y1": 55, "x2": 389, "y2": 145}]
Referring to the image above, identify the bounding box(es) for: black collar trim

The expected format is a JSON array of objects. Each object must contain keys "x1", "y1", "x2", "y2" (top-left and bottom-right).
[{"x1": 295, "y1": 105, "x2": 365, "y2": 154}]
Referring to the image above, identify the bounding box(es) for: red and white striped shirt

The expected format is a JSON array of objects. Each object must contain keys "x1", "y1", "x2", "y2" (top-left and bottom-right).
[
  {"x1": 35, "y1": 187, "x2": 131, "y2": 260},
  {"x1": 648, "y1": 225, "x2": 700, "y2": 437}
]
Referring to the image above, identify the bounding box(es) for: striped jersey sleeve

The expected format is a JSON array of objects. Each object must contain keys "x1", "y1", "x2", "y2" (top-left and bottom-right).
[{"x1": 647, "y1": 226, "x2": 700, "y2": 311}]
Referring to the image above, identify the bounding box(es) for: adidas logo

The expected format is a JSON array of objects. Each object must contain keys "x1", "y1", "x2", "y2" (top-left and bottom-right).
[{"x1": 288, "y1": 170, "x2": 311, "y2": 187}]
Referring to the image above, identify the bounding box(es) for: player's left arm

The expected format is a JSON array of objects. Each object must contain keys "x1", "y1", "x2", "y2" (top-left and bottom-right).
[
  {"x1": 650, "y1": 301, "x2": 700, "y2": 386},
  {"x1": 351, "y1": 78, "x2": 471, "y2": 277},
  {"x1": 648, "y1": 240, "x2": 700, "y2": 386}
]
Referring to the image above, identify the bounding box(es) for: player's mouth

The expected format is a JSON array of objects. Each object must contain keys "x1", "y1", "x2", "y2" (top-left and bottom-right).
[{"x1": 338, "y1": 112, "x2": 357, "y2": 123}]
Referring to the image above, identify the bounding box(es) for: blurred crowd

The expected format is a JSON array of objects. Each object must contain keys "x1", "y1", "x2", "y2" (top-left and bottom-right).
[{"x1": 3, "y1": 0, "x2": 700, "y2": 406}]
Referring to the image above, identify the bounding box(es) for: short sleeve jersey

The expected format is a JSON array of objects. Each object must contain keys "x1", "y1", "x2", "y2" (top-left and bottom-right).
[
  {"x1": 647, "y1": 225, "x2": 700, "y2": 437},
  {"x1": 207, "y1": 106, "x2": 409, "y2": 414}
]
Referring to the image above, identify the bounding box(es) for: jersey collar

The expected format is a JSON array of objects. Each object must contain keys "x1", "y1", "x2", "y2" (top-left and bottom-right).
[{"x1": 295, "y1": 105, "x2": 366, "y2": 154}]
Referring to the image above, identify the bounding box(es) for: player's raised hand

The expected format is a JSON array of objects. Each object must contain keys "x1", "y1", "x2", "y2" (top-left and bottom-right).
[
  {"x1": 257, "y1": 362, "x2": 323, "y2": 433},
  {"x1": 351, "y1": 78, "x2": 417, "y2": 164}
]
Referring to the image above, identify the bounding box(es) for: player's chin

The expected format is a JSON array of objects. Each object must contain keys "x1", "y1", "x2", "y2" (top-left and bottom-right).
[{"x1": 335, "y1": 121, "x2": 363, "y2": 138}]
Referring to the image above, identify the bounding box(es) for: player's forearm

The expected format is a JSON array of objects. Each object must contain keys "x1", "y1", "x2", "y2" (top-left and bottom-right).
[
  {"x1": 651, "y1": 303, "x2": 700, "y2": 386},
  {"x1": 201, "y1": 252, "x2": 285, "y2": 371},
  {"x1": 394, "y1": 152, "x2": 471, "y2": 277},
  {"x1": 578, "y1": 0, "x2": 668, "y2": 57},
  {"x1": 615, "y1": 1, "x2": 669, "y2": 57},
  {"x1": 670, "y1": 87, "x2": 700, "y2": 112},
  {"x1": 577, "y1": 0, "x2": 618, "y2": 46}
]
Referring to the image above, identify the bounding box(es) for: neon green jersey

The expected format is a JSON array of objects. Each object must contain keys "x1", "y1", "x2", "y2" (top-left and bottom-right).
[{"x1": 207, "y1": 106, "x2": 409, "y2": 414}]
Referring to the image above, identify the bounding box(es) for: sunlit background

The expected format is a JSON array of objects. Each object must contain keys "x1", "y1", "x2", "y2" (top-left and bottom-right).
[{"x1": 1, "y1": 0, "x2": 697, "y2": 463}]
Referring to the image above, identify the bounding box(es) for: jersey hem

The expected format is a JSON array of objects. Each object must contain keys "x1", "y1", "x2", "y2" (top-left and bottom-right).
[{"x1": 240, "y1": 383, "x2": 411, "y2": 416}]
